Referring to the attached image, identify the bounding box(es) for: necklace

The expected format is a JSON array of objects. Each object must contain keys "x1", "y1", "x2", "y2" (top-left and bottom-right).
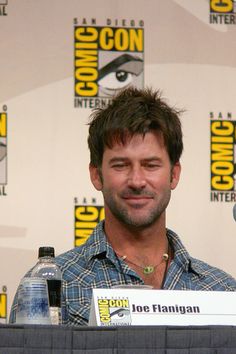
[{"x1": 117, "y1": 247, "x2": 169, "y2": 275}]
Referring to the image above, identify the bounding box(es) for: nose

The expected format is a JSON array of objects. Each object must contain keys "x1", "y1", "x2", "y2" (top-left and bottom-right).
[{"x1": 127, "y1": 166, "x2": 147, "y2": 189}]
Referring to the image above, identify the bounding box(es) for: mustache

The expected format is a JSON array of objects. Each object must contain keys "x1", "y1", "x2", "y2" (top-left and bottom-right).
[{"x1": 120, "y1": 189, "x2": 155, "y2": 198}]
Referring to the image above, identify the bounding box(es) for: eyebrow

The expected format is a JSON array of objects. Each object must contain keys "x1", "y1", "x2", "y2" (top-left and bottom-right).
[
  {"x1": 108, "y1": 157, "x2": 128, "y2": 165},
  {"x1": 108, "y1": 157, "x2": 163, "y2": 164},
  {"x1": 98, "y1": 54, "x2": 143, "y2": 80}
]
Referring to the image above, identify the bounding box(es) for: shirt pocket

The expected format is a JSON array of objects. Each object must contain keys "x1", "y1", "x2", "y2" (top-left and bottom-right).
[{"x1": 64, "y1": 285, "x2": 92, "y2": 326}]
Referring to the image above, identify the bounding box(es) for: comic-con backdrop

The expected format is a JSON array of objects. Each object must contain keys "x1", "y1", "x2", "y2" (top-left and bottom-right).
[{"x1": 0, "y1": 0, "x2": 236, "y2": 321}]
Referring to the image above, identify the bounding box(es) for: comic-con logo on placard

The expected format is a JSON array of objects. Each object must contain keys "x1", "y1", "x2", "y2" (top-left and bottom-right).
[
  {"x1": 0, "y1": 286, "x2": 7, "y2": 324},
  {"x1": 210, "y1": 112, "x2": 236, "y2": 202},
  {"x1": 209, "y1": 0, "x2": 236, "y2": 24},
  {"x1": 98, "y1": 297, "x2": 131, "y2": 326},
  {"x1": 0, "y1": 109, "x2": 7, "y2": 196},
  {"x1": 74, "y1": 18, "x2": 144, "y2": 109},
  {"x1": 0, "y1": 0, "x2": 8, "y2": 16},
  {"x1": 74, "y1": 198, "x2": 105, "y2": 247}
]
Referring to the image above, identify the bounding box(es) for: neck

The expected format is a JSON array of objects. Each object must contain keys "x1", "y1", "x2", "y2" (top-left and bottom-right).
[{"x1": 104, "y1": 209, "x2": 167, "y2": 259}]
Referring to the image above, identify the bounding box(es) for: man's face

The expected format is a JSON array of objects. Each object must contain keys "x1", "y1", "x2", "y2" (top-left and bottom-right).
[{"x1": 90, "y1": 132, "x2": 181, "y2": 228}]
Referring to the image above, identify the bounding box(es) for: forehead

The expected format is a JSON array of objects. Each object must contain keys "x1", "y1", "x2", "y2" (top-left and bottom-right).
[{"x1": 103, "y1": 132, "x2": 168, "y2": 158}]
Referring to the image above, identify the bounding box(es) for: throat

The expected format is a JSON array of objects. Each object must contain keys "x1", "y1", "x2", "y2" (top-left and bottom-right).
[{"x1": 116, "y1": 244, "x2": 171, "y2": 289}]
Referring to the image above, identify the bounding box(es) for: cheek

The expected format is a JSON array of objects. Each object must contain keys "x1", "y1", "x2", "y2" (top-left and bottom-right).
[
  {"x1": 148, "y1": 172, "x2": 172, "y2": 187},
  {"x1": 105, "y1": 171, "x2": 126, "y2": 185}
]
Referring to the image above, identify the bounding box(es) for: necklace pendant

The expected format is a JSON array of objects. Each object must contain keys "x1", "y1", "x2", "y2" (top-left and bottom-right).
[{"x1": 143, "y1": 266, "x2": 154, "y2": 275}]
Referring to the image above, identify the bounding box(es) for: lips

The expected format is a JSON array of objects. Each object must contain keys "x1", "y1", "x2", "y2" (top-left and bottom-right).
[
  {"x1": 120, "y1": 191, "x2": 154, "y2": 208},
  {"x1": 122, "y1": 195, "x2": 152, "y2": 200},
  {"x1": 121, "y1": 190, "x2": 154, "y2": 199},
  {"x1": 122, "y1": 197, "x2": 153, "y2": 210}
]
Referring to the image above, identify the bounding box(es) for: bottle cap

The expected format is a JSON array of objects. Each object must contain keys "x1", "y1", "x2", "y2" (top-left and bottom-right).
[{"x1": 38, "y1": 246, "x2": 55, "y2": 258}]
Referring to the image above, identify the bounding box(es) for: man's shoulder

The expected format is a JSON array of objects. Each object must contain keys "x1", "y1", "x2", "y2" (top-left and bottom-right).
[
  {"x1": 167, "y1": 229, "x2": 236, "y2": 291},
  {"x1": 190, "y1": 256, "x2": 236, "y2": 291},
  {"x1": 54, "y1": 222, "x2": 105, "y2": 278},
  {"x1": 55, "y1": 238, "x2": 93, "y2": 274},
  {"x1": 56, "y1": 245, "x2": 86, "y2": 263}
]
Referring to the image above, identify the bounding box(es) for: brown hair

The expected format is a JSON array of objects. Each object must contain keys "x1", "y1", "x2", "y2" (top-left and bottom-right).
[{"x1": 88, "y1": 86, "x2": 183, "y2": 167}]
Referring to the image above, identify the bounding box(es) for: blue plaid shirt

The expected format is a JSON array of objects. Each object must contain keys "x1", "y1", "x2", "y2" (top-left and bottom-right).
[{"x1": 10, "y1": 221, "x2": 236, "y2": 325}]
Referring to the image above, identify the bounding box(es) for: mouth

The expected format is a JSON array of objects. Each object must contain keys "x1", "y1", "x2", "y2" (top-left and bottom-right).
[
  {"x1": 121, "y1": 190, "x2": 154, "y2": 198},
  {"x1": 121, "y1": 193, "x2": 154, "y2": 207},
  {"x1": 123, "y1": 195, "x2": 152, "y2": 200}
]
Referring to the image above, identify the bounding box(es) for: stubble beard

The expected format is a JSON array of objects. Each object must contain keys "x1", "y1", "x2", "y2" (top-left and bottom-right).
[{"x1": 102, "y1": 188, "x2": 171, "y2": 229}]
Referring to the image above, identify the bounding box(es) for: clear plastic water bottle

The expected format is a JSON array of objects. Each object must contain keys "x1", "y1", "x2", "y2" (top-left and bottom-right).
[
  {"x1": 15, "y1": 277, "x2": 51, "y2": 325},
  {"x1": 31, "y1": 246, "x2": 62, "y2": 325}
]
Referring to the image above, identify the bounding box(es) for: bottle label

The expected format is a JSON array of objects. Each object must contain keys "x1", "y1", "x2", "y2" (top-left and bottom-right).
[
  {"x1": 16, "y1": 278, "x2": 51, "y2": 325},
  {"x1": 47, "y1": 279, "x2": 62, "y2": 325},
  {"x1": 49, "y1": 307, "x2": 62, "y2": 325},
  {"x1": 47, "y1": 279, "x2": 61, "y2": 307}
]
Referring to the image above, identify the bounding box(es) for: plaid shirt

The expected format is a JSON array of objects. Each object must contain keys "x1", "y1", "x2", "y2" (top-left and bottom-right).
[{"x1": 10, "y1": 221, "x2": 236, "y2": 325}]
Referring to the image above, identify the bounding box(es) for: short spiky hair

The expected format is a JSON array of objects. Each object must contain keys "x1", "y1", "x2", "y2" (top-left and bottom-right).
[{"x1": 88, "y1": 86, "x2": 183, "y2": 167}]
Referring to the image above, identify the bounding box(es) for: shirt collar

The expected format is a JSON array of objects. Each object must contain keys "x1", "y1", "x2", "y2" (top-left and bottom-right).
[
  {"x1": 167, "y1": 228, "x2": 200, "y2": 275},
  {"x1": 84, "y1": 220, "x2": 117, "y2": 262},
  {"x1": 84, "y1": 222, "x2": 200, "y2": 276}
]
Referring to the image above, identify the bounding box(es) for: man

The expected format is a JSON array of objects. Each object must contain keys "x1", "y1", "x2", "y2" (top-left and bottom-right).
[{"x1": 10, "y1": 87, "x2": 236, "y2": 325}]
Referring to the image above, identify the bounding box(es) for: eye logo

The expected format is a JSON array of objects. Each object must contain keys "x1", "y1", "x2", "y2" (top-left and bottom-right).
[
  {"x1": 74, "y1": 23, "x2": 144, "y2": 108},
  {"x1": 98, "y1": 298, "x2": 131, "y2": 326},
  {"x1": 98, "y1": 53, "x2": 143, "y2": 96},
  {"x1": 110, "y1": 308, "x2": 130, "y2": 319}
]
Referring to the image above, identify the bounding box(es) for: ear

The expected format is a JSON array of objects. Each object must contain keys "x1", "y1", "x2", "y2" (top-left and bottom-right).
[
  {"x1": 89, "y1": 163, "x2": 103, "y2": 191},
  {"x1": 170, "y1": 162, "x2": 181, "y2": 190}
]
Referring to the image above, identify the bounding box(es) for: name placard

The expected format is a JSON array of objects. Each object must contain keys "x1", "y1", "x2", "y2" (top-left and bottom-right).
[{"x1": 89, "y1": 288, "x2": 236, "y2": 326}]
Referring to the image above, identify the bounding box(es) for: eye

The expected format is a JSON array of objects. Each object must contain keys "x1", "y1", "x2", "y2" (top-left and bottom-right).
[
  {"x1": 144, "y1": 162, "x2": 161, "y2": 170},
  {"x1": 111, "y1": 162, "x2": 128, "y2": 170},
  {"x1": 110, "y1": 308, "x2": 130, "y2": 319},
  {"x1": 148, "y1": 164, "x2": 159, "y2": 169},
  {"x1": 98, "y1": 53, "x2": 143, "y2": 96},
  {"x1": 98, "y1": 70, "x2": 133, "y2": 90}
]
